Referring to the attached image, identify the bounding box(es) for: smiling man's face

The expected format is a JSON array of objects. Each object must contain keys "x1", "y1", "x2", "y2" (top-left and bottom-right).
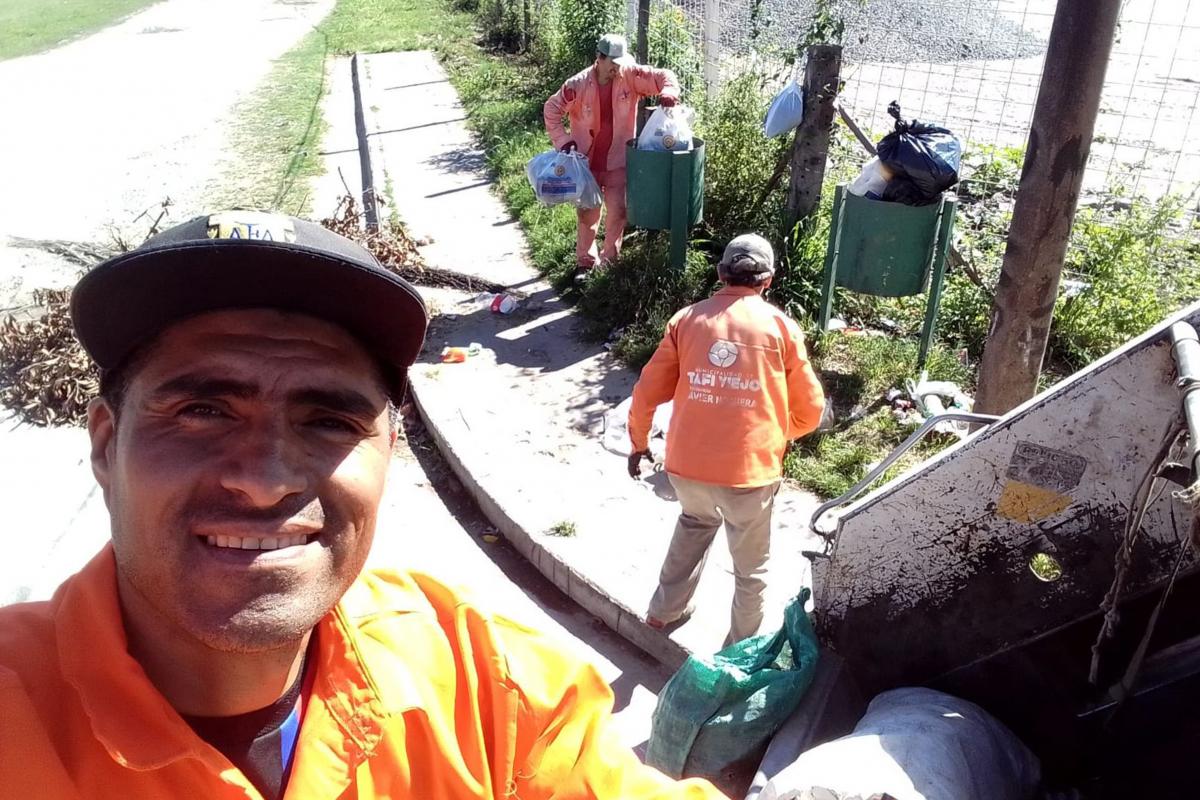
[{"x1": 88, "y1": 309, "x2": 394, "y2": 653}]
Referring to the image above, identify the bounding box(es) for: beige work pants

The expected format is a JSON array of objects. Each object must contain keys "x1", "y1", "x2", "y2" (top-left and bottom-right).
[{"x1": 648, "y1": 474, "x2": 779, "y2": 647}]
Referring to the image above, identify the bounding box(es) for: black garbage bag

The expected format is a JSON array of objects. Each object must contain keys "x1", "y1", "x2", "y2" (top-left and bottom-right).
[
  {"x1": 876, "y1": 101, "x2": 962, "y2": 206},
  {"x1": 881, "y1": 175, "x2": 934, "y2": 206}
]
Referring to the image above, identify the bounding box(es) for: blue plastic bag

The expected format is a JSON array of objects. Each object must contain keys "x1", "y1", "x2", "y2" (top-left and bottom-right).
[
  {"x1": 875, "y1": 101, "x2": 962, "y2": 206},
  {"x1": 764, "y1": 80, "x2": 804, "y2": 138},
  {"x1": 526, "y1": 150, "x2": 602, "y2": 209},
  {"x1": 645, "y1": 591, "x2": 820, "y2": 784}
]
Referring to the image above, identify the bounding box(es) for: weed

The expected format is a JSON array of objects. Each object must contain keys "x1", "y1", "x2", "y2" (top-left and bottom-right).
[
  {"x1": 215, "y1": 31, "x2": 330, "y2": 214},
  {"x1": 1051, "y1": 195, "x2": 1200, "y2": 369},
  {"x1": 321, "y1": 0, "x2": 475, "y2": 54},
  {"x1": 785, "y1": 334, "x2": 969, "y2": 496},
  {"x1": 577, "y1": 239, "x2": 714, "y2": 363},
  {"x1": 544, "y1": 0, "x2": 624, "y2": 77},
  {"x1": 547, "y1": 520, "x2": 578, "y2": 537},
  {"x1": 694, "y1": 72, "x2": 790, "y2": 244},
  {"x1": 648, "y1": 1, "x2": 703, "y2": 99}
]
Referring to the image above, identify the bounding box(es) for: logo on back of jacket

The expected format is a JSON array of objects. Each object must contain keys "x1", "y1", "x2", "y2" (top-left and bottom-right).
[{"x1": 687, "y1": 340, "x2": 761, "y2": 409}]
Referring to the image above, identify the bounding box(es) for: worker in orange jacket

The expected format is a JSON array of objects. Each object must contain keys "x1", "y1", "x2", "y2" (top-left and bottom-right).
[
  {"x1": 544, "y1": 34, "x2": 680, "y2": 274},
  {"x1": 0, "y1": 212, "x2": 725, "y2": 800},
  {"x1": 627, "y1": 234, "x2": 826, "y2": 646}
]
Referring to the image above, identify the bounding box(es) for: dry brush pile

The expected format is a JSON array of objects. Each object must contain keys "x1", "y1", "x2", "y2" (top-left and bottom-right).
[
  {"x1": 0, "y1": 288, "x2": 98, "y2": 427},
  {"x1": 0, "y1": 197, "x2": 471, "y2": 428},
  {"x1": 320, "y1": 194, "x2": 504, "y2": 292}
]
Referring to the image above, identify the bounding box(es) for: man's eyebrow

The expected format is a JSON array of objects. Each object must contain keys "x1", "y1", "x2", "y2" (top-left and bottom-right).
[
  {"x1": 289, "y1": 387, "x2": 383, "y2": 419},
  {"x1": 150, "y1": 374, "x2": 259, "y2": 400}
]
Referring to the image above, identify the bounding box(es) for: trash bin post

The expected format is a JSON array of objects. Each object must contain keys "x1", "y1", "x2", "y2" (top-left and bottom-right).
[
  {"x1": 818, "y1": 184, "x2": 846, "y2": 331},
  {"x1": 917, "y1": 196, "x2": 957, "y2": 368},
  {"x1": 626, "y1": 138, "x2": 705, "y2": 271},
  {"x1": 669, "y1": 151, "x2": 691, "y2": 270},
  {"x1": 820, "y1": 183, "x2": 957, "y2": 364}
]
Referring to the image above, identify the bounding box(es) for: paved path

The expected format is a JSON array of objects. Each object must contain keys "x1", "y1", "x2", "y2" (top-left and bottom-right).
[{"x1": 358, "y1": 50, "x2": 824, "y2": 667}]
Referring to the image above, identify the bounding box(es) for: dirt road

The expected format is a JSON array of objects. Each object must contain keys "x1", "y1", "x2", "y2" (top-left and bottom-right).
[{"x1": 0, "y1": 0, "x2": 334, "y2": 310}]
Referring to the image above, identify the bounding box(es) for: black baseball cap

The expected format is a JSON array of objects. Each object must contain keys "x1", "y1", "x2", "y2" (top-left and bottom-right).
[{"x1": 71, "y1": 211, "x2": 428, "y2": 395}]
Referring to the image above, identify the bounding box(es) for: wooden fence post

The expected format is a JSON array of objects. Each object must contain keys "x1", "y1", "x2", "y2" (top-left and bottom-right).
[
  {"x1": 636, "y1": 0, "x2": 651, "y2": 132},
  {"x1": 636, "y1": 0, "x2": 650, "y2": 63},
  {"x1": 786, "y1": 44, "x2": 842, "y2": 231},
  {"x1": 523, "y1": 0, "x2": 531, "y2": 51}
]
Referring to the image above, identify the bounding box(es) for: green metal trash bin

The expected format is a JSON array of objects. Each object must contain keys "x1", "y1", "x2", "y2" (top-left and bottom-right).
[
  {"x1": 819, "y1": 184, "x2": 957, "y2": 367},
  {"x1": 625, "y1": 137, "x2": 705, "y2": 268}
]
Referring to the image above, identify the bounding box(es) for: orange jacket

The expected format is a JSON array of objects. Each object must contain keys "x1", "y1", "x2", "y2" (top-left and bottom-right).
[
  {"x1": 0, "y1": 546, "x2": 725, "y2": 799},
  {"x1": 629, "y1": 287, "x2": 825, "y2": 487},
  {"x1": 544, "y1": 63, "x2": 680, "y2": 173}
]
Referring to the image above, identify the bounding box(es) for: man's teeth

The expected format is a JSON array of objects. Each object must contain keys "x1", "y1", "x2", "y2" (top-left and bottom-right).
[{"x1": 206, "y1": 534, "x2": 309, "y2": 550}]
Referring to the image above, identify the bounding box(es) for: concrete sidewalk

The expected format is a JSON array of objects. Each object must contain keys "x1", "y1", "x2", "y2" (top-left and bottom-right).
[{"x1": 356, "y1": 51, "x2": 824, "y2": 667}]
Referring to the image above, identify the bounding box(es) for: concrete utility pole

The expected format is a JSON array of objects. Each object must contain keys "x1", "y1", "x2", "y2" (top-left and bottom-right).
[
  {"x1": 787, "y1": 45, "x2": 842, "y2": 230},
  {"x1": 974, "y1": 0, "x2": 1122, "y2": 415},
  {"x1": 702, "y1": 0, "x2": 721, "y2": 99}
]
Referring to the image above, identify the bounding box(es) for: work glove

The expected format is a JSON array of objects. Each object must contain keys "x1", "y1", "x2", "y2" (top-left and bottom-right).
[
  {"x1": 627, "y1": 449, "x2": 654, "y2": 479},
  {"x1": 560, "y1": 140, "x2": 578, "y2": 153},
  {"x1": 658, "y1": 96, "x2": 677, "y2": 108}
]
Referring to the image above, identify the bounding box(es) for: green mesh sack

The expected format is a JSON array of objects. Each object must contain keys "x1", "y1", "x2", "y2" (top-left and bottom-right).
[{"x1": 645, "y1": 590, "x2": 820, "y2": 783}]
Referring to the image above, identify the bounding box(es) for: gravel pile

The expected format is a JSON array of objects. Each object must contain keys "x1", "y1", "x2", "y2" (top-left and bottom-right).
[{"x1": 705, "y1": 0, "x2": 1048, "y2": 64}]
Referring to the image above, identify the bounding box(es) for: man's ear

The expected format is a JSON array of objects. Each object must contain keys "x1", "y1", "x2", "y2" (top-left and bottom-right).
[{"x1": 87, "y1": 396, "x2": 117, "y2": 496}]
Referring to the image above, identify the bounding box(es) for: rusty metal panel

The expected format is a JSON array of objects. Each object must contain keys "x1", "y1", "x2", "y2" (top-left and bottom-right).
[{"x1": 814, "y1": 302, "x2": 1200, "y2": 692}]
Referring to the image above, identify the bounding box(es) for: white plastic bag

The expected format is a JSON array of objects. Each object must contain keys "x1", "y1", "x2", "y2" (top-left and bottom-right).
[
  {"x1": 758, "y1": 688, "x2": 1041, "y2": 800},
  {"x1": 764, "y1": 80, "x2": 804, "y2": 138},
  {"x1": 526, "y1": 150, "x2": 602, "y2": 208},
  {"x1": 637, "y1": 106, "x2": 694, "y2": 152},
  {"x1": 576, "y1": 164, "x2": 603, "y2": 209},
  {"x1": 602, "y1": 396, "x2": 673, "y2": 459},
  {"x1": 847, "y1": 156, "x2": 889, "y2": 200}
]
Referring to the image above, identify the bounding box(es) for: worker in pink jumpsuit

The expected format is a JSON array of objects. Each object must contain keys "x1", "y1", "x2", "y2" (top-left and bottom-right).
[{"x1": 543, "y1": 34, "x2": 681, "y2": 274}]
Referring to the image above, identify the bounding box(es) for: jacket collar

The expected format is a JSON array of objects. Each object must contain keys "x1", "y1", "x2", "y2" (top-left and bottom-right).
[
  {"x1": 55, "y1": 545, "x2": 414, "y2": 772},
  {"x1": 716, "y1": 285, "x2": 764, "y2": 298},
  {"x1": 586, "y1": 64, "x2": 628, "y2": 95}
]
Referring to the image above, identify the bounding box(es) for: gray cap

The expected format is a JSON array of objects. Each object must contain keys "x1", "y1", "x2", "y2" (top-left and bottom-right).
[
  {"x1": 597, "y1": 33, "x2": 632, "y2": 63},
  {"x1": 718, "y1": 233, "x2": 775, "y2": 277}
]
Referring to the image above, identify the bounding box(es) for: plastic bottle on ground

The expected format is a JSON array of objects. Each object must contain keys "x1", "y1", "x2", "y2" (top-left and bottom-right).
[{"x1": 490, "y1": 294, "x2": 519, "y2": 314}]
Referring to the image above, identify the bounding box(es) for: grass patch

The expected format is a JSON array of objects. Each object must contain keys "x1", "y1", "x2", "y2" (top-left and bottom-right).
[
  {"x1": 216, "y1": 0, "x2": 477, "y2": 213},
  {"x1": 0, "y1": 0, "x2": 156, "y2": 60},
  {"x1": 547, "y1": 520, "x2": 578, "y2": 537},
  {"x1": 785, "y1": 334, "x2": 970, "y2": 498},
  {"x1": 321, "y1": 0, "x2": 474, "y2": 53},
  {"x1": 215, "y1": 30, "x2": 331, "y2": 214},
  {"x1": 441, "y1": 46, "x2": 577, "y2": 278}
]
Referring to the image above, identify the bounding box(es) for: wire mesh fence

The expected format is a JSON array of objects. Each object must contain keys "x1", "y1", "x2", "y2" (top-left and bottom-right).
[{"x1": 625, "y1": 0, "x2": 1200, "y2": 248}]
